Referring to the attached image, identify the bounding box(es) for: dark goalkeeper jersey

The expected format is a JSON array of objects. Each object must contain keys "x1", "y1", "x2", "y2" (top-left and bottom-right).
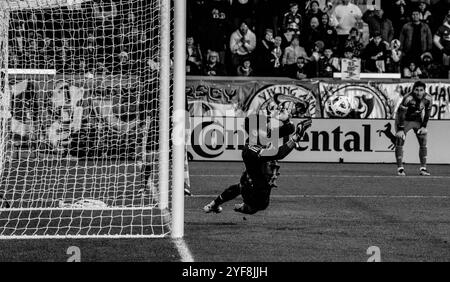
[{"x1": 241, "y1": 121, "x2": 295, "y2": 190}]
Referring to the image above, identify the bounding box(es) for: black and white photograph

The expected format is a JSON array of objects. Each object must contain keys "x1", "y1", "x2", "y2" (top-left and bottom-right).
[{"x1": 0, "y1": 0, "x2": 449, "y2": 270}]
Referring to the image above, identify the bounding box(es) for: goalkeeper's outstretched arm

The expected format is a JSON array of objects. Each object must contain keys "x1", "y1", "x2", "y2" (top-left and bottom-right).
[
  {"x1": 277, "y1": 121, "x2": 295, "y2": 138},
  {"x1": 258, "y1": 119, "x2": 311, "y2": 162},
  {"x1": 258, "y1": 139, "x2": 297, "y2": 162}
]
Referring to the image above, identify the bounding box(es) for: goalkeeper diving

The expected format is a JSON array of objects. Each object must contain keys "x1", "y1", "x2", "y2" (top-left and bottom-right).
[{"x1": 203, "y1": 102, "x2": 312, "y2": 215}]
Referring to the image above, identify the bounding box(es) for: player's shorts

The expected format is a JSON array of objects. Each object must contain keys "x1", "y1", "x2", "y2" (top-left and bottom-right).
[
  {"x1": 241, "y1": 185, "x2": 271, "y2": 212},
  {"x1": 395, "y1": 120, "x2": 424, "y2": 134}
]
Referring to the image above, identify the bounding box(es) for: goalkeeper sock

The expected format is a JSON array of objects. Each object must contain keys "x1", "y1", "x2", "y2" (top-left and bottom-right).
[
  {"x1": 419, "y1": 146, "x2": 427, "y2": 168},
  {"x1": 215, "y1": 184, "x2": 241, "y2": 205},
  {"x1": 395, "y1": 145, "x2": 404, "y2": 167}
]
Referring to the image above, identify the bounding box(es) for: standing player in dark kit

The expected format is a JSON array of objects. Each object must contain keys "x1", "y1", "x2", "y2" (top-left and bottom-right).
[
  {"x1": 395, "y1": 80, "x2": 432, "y2": 176},
  {"x1": 203, "y1": 104, "x2": 312, "y2": 215}
]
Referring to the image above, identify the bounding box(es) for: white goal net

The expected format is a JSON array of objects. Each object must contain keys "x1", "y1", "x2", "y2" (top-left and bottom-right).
[{"x1": 0, "y1": 0, "x2": 178, "y2": 238}]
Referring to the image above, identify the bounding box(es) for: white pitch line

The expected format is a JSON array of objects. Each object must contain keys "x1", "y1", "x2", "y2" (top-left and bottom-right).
[
  {"x1": 172, "y1": 238, "x2": 194, "y2": 262},
  {"x1": 189, "y1": 194, "x2": 450, "y2": 199},
  {"x1": 191, "y1": 174, "x2": 450, "y2": 179}
]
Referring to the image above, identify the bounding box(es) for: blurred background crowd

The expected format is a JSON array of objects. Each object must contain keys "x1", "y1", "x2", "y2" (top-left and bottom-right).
[
  {"x1": 7, "y1": 0, "x2": 450, "y2": 79},
  {"x1": 7, "y1": 0, "x2": 153, "y2": 76},
  {"x1": 186, "y1": 0, "x2": 450, "y2": 79}
]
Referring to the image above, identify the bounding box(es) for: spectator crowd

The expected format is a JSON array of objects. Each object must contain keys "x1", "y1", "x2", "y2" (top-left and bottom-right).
[
  {"x1": 7, "y1": 0, "x2": 153, "y2": 76},
  {"x1": 7, "y1": 0, "x2": 450, "y2": 80},
  {"x1": 186, "y1": 0, "x2": 450, "y2": 79}
]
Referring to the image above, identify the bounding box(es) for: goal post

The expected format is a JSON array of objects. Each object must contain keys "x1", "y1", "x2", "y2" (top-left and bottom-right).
[
  {"x1": 0, "y1": 0, "x2": 186, "y2": 238},
  {"x1": 158, "y1": 0, "x2": 170, "y2": 211},
  {"x1": 171, "y1": 0, "x2": 185, "y2": 239}
]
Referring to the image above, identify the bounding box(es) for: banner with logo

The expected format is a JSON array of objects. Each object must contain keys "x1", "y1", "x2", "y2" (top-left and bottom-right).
[
  {"x1": 187, "y1": 117, "x2": 450, "y2": 164},
  {"x1": 187, "y1": 78, "x2": 450, "y2": 120},
  {"x1": 379, "y1": 82, "x2": 450, "y2": 120},
  {"x1": 186, "y1": 77, "x2": 320, "y2": 118},
  {"x1": 319, "y1": 81, "x2": 396, "y2": 119},
  {"x1": 319, "y1": 81, "x2": 450, "y2": 119}
]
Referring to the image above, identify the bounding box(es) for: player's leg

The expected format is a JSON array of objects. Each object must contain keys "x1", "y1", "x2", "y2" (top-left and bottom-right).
[
  {"x1": 203, "y1": 183, "x2": 242, "y2": 213},
  {"x1": 233, "y1": 184, "x2": 259, "y2": 215},
  {"x1": 415, "y1": 128, "x2": 430, "y2": 176},
  {"x1": 234, "y1": 185, "x2": 271, "y2": 215},
  {"x1": 204, "y1": 170, "x2": 254, "y2": 213},
  {"x1": 395, "y1": 121, "x2": 412, "y2": 176},
  {"x1": 234, "y1": 197, "x2": 270, "y2": 215},
  {"x1": 234, "y1": 202, "x2": 258, "y2": 214}
]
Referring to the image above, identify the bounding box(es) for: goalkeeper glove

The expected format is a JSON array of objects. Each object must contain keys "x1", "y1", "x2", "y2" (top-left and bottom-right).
[
  {"x1": 292, "y1": 118, "x2": 312, "y2": 144},
  {"x1": 293, "y1": 101, "x2": 308, "y2": 117}
]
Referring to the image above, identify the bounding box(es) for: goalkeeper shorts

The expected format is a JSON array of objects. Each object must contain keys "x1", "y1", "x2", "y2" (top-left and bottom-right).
[{"x1": 241, "y1": 184, "x2": 271, "y2": 212}]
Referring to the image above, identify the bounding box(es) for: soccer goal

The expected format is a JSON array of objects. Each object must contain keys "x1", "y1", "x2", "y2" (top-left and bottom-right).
[{"x1": 0, "y1": 0, "x2": 186, "y2": 238}]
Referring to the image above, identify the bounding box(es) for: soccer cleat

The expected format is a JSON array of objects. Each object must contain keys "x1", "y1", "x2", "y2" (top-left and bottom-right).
[
  {"x1": 397, "y1": 167, "x2": 406, "y2": 176},
  {"x1": 203, "y1": 201, "x2": 222, "y2": 213},
  {"x1": 419, "y1": 167, "x2": 431, "y2": 176}
]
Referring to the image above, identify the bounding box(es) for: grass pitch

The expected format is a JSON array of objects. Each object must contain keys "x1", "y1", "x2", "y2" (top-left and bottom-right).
[{"x1": 1, "y1": 161, "x2": 449, "y2": 261}]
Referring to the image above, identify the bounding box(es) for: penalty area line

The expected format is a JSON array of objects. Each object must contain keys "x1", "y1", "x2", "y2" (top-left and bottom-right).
[
  {"x1": 189, "y1": 194, "x2": 450, "y2": 199},
  {"x1": 172, "y1": 238, "x2": 194, "y2": 262}
]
